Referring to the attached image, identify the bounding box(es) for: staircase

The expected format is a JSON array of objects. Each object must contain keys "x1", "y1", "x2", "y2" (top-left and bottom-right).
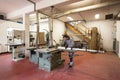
[
  {"x1": 65, "y1": 22, "x2": 91, "y2": 44},
  {"x1": 65, "y1": 22, "x2": 102, "y2": 50}
]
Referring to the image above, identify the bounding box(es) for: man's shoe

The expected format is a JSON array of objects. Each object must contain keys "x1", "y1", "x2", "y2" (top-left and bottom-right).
[{"x1": 69, "y1": 64, "x2": 72, "y2": 68}]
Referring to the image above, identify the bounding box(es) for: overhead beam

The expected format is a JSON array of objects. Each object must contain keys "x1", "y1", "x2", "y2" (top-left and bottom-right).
[
  {"x1": 7, "y1": 0, "x2": 69, "y2": 19},
  {"x1": 54, "y1": 1, "x2": 120, "y2": 18},
  {"x1": 27, "y1": 0, "x2": 36, "y2": 11},
  {"x1": 27, "y1": 0, "x2": 40, "y2": 48}
]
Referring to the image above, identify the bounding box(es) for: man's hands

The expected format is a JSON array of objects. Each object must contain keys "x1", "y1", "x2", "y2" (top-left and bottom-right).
[{"x1": 65, "y1": 44, "x2": 68, "y2": 49}]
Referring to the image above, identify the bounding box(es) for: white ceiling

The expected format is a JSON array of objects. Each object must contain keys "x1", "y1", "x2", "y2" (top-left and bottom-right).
[
  {"x1": 40, "y1": 0, "x2": 116, "y2": 14},
  {"x1": 40, "y1": 0, "x2": 120, "y2": 22},
  {"x1": 58, "y1": 4, "x2": 120, "y2": 22},
  {"x1": 0, "y1": 0, "x2": 120, "y2": 22},
  {"x1": 0, "y1": 0, "x2": 42, "y2": 13}
]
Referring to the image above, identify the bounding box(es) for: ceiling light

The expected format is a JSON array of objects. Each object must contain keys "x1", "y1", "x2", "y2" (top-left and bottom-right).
[
  {"x1": 78, "y1": 21, "x2": 81, "y2": 23},
  {"x1": 67, "y1": 16, "x2": 73, "y2": 21},
  {"x1": 95, "y1": 14, "x2": 100, "y2": 19},
  {"x1": 7, "y1": 28, "x2": 13, "y2": 31},
  {"x1": 118, "y1": 13, "x2": 120, "y2": 17}
]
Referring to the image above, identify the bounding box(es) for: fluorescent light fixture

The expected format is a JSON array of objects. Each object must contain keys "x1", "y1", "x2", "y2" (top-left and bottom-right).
[
  {"x1": 39, "y1": 18, "x2": 48, "y2": 22},
  {"x1": 7, "y1": 28, "x2": 13, "y2": 31},
  {"x1": 78, "y1": 21, "x2": 81, "y2": 23},
  {"x1": 95, "y1": 14, "x2": 100, "y2": 19},
  {"x1": 67, "y1": 16, "x2": 73, "y2": 21},
  {"x1": 118, "y1": 13, "x2": 120, "y2": 17}
]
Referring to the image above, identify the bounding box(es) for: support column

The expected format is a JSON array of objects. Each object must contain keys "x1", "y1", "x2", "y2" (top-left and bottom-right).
[
  {"x1": 23, "y1": 13, "x2": 30, "y2": 57},
  {"x1": 49, "y1": 18, "x2": 53, "y2": 46},
  {"x1": 36, "y1": 11, "x2": 40, "y2": 48}
]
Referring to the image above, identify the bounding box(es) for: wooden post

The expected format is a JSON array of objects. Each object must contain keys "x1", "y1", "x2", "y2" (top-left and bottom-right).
[
  {"x1": 27, "y1": 0, "x2": 40, "y2": 48},
  {"x1": 49, "y1": 18, "x2": 53, "y2": 46},
  {"x1": 48, "y1": 6, "x2": 54, "y2": 47},
  {"x1": 89, "y1": 27, "x2": 99, "y2": 50},
  {"x1": 36, "y1": 11, "x2": 40, "y2": 48}
]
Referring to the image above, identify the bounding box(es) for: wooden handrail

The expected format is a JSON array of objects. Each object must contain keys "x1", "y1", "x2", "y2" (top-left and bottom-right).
[
  {"x1": 65, "y1": 22, "x2": 91, "y2": 43},
  {"x1": 74, "y1": 23, "x2": 90, "y2": 38}
]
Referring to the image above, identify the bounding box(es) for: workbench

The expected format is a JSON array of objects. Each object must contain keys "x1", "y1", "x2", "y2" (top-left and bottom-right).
[
  {"x1": 27, "y1": 47, "x2": 38, "y2": 64},
  {"x1": 35, "y1": 48, "x2": 62, "y2": 72},
  {"x1": 9, "y1": 43, "x2": 25, "y2": 61}
]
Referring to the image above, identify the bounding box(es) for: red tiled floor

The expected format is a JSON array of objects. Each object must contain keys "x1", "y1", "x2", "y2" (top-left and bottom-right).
[{"x1": 0, "y1": 52, "x2": 120, "y2": 80}]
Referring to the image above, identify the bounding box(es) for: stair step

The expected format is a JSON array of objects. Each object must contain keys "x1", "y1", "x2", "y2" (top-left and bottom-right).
[{"x1": 65, "y1": 22, "x2": 91, "y2": 43}]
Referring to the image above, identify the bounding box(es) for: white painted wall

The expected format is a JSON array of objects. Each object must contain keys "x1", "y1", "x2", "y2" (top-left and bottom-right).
[
  {"x1": 4, "y1": 19, "x2": 116, "y2": 53},
  {"x1": 0, "y1": 20, "x2": 7, "y2": 53},
  {"x1": 53, "y1": 19, "x2": 66, "y2": 44},
  {"x1": 1, "y1": 19, "x2": 115, "y2": 52},
  {"x1": 29, "y1": 19, "x2": 66, "y2": 45},
  {"x1": 67, "y1": 29, "x2": 82, "y2": 41},
  {"x1": 116, "y1": 21, "x2": 120, "y2": 57},
  {"x1": 86, "y1": 20, "x2": 114, "y2": 51},
  {"x1": 29, "y1": 21, "x2": 49, "y2": 44},
  {"x1": 0, "y1": 20, "x2": 23, "y2": 53}
]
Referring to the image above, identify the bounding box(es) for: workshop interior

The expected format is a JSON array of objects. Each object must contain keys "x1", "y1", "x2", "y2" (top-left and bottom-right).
[{"x1": 0, "y1": 0, "x2": 120, "y2": 80}]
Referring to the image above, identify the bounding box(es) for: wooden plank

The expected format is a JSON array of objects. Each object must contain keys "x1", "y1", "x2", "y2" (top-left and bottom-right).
[
  {"x1": 89, "y1": 27, "x2": 99, "y2": 50},
  {"x1": 39, "y1": 32, "x2": 45, "y2": 45}
]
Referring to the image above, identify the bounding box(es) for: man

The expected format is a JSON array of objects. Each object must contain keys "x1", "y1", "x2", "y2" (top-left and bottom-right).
[{"x1": 62, "y1": 34, "x2": 75, "y2": 68}]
